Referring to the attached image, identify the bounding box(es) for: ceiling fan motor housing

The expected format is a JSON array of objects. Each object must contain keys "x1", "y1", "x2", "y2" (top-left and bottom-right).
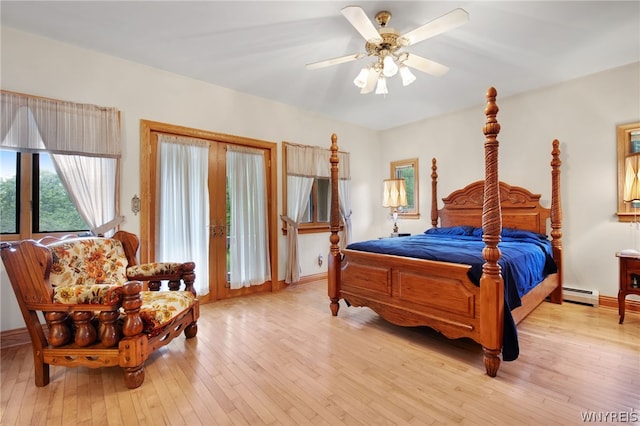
[{"x1": 365, "y1": 29, "x2": 402, "y2": 56}]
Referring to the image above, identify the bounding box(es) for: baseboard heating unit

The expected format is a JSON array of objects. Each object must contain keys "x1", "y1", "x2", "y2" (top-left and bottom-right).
[{"x1": 562, "y1": 287, "x2": 599, "y2": 307}]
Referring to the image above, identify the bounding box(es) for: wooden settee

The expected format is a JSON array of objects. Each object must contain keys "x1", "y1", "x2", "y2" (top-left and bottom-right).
[{"x1": 1, "y1": 231, "x2": 199, "y2": 389}]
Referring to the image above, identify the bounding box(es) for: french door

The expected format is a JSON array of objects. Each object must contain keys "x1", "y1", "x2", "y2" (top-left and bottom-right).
[
  {"x1": 210, "y1": 143, "x2": 273, "y2": 299},
  {"x1": 140, "y1": 121, "x2": 278, "y2": 302}
]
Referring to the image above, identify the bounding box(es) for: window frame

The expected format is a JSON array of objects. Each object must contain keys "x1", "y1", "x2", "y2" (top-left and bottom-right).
[
  {"x1": 0, "y1": 150, "x2": 90, "y2": 241},
  {"x1": 390, "y1": 158, "x2": 420, "y2": 219}
]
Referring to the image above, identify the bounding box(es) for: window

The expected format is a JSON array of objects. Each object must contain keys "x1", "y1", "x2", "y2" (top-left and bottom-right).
[
  {"x1": 0, "y1": 149, "x2": 88, "y2": 239},
  {"x1": 390, "y1": 158, "x2": 419, "y2": 218},
  {"x1": 1, "y1": 91, "x2": 122, "y2": 239},
  {"x1": 299, "y1": 177, "x2": 331, "y2": 225},
  {"x1": 282, "y1": 142, "x2": 347, "y2": 234}
]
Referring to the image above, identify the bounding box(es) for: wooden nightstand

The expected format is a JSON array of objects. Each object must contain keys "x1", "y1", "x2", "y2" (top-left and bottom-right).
[{"x1": 616, "y1": 252, "x2": 640, "y2": 324}]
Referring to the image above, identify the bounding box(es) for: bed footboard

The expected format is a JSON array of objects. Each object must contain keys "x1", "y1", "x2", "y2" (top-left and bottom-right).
[{"x1": 340, "y1": 250, "x2": 482, "y2": 340}]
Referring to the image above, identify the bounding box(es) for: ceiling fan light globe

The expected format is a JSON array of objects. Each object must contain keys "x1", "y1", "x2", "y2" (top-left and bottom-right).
[
  {"x1": 382, "y1": 55, "x2": 398, "y2": 77},
  {"x1": 399, "y1": 66, "x2": 416, "y2": 86},
  {"x1": 353, "y1": 67, "x2": 370, "y2": 88},
  {"x1": 375, "y1": 76, "x2": 388, "y2": 95}
]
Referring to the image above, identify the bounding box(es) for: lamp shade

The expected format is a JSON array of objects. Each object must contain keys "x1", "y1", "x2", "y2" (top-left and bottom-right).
[
  {"x1": 625, "y1": 156, "x2": 640, "y2": 202},
  {"x1": 382, "y1": 179, "x2": 408, "y2": 208},
  {"x1": 375, "y1": 76, "x2": 388, "y2": 95},
  {"x1": 353, "y1": 67, "x2": 370, "y2": 88},
  {"x1": 382, "y1": 55, "x2": 398, "y2": 77},
  {"x1": 399, "y1": 65, "x2": 416, "y2": 86}
]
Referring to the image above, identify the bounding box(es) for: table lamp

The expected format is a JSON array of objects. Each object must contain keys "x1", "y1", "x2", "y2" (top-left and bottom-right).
[{"x1": 382, "y1": 178, "x2": 407, "y2": 236}]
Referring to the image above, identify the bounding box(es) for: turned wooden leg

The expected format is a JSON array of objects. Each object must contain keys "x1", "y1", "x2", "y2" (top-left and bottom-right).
[
  {"x1": 482, "y1": 347, "x2": 501, "y2": 377},
  {"x1": 184, "y1": 322, "x2": 198, "y2": 338},
  {"x1": 330, "y1": 298, "x2": 340, "y2": 316},
  {"x1": 44, "y1": 311, "x2": 71, "y2": 347},
  {"x1": 148, "y1": 280, "x2": 161, "y2": 291},
  {"x1": 618, "y1": 290, "x2": 626, "y2": 324},
  {"x1": 123, "y1": 365, "x2": 145, "y2": 389},
  {"x1": 99, "y1": 311, "x2": 120, "y2": 347},
  {"x1": 33, "y1": 349, "x2": 50, "y2": 387}
]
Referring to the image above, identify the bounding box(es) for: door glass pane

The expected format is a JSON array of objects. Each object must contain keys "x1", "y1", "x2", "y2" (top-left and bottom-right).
[{"x1": 0, "y1": 150, "x2": 19, "y2": 234}]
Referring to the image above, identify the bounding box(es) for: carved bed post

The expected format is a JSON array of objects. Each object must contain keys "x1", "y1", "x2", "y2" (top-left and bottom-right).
[
  {"x1": 549, "y1": 139, "x2": 563, "y2": 303},
  {"x1": 479, "y1": 86, "x2": 504, "y2": 377},
  {"x1": 431, "y1": 158, "x2": 438, "y2": 228},
  {"x1": 328, "y1": 133, "x2": 341, "y2": 316}
]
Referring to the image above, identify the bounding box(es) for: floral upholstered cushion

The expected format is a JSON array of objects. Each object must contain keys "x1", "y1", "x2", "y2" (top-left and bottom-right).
[
  {"x1": 45, "y1": 235, "x2": 195, "y2": 334},
  {"x1": 48, "y1": 238, "x2": 128, "y2": 287},
  {"x1": 52, "y1": 283, "x2": 122, "y2": 304},
  {"x1": 127, "y1": 262, "x2": 183, "y2": 278},
  {"x1": 140, "y1": 290, "x2": 195, "y2": 334}
]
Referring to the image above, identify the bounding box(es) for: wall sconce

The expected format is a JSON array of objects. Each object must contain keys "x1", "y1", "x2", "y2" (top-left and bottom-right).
[{"x1": 131, "y1": 194, "x2": 141, "y2": 216}]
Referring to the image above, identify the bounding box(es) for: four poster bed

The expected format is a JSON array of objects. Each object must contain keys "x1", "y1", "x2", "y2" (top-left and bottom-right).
[{"x1": 327, "y1": 87, "x2": 563, "y2": 376}]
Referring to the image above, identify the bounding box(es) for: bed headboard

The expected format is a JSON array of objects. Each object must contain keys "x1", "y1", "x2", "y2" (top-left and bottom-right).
[
  {"x1": 437, "y1": 180, "x2": 551, "y2": 235},
  {"x1": 430, "y1": 139, "x2": 562, "y2": 238}
]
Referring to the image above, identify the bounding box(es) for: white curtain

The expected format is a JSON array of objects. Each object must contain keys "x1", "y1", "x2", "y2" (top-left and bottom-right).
[
  {"x1": 50, "y1": 154, "x2": 123, "y2": 236},
  {"x1": 157, "y1": 134, "x2": 210, "y2": 296},
  {"x1": 0, "y1": 91, "x2": 123, "y2": 235},
  {"x1": 226, "y1": 145, "x2": 271, "y2": 289},
  {"x1": 282, "y1": 175, "x2": 314, "y2": 283},
  {"x1": 338, "y1": 178, "x2": 352, "y2": 249}
]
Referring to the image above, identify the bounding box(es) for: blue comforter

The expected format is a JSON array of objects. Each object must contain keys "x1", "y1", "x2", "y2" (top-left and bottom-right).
[{"x1": 345, "y1": 226, "x2": 558, "y2": 361}]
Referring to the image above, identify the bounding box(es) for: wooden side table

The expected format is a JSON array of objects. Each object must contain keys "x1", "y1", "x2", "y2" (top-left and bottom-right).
[{"x1": 616, "y1": 252, "x2": 640, "y2": 324}]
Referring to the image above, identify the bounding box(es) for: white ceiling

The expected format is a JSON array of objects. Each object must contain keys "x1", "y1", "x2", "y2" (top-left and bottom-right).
[{"x1": 2, "y1": 1, "x2": 639, "y2": 130}]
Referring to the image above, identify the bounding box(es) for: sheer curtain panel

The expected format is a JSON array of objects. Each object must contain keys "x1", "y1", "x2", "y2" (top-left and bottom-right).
[
  {"x1": 227, "y1": 146, "x2": 271, "y2": 289},
  {"x1": 50, "y1": 154, "x2": 122, "y2": 236},
  {"x1": 157, "y1": 134, "x2": 210, "y2": 296}
]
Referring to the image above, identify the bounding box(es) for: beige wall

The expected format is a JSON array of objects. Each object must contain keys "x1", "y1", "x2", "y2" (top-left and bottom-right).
[
  {"x1": 0, "y1": 27, "x2": 380, "y2": 331},
  {"x1": 378, "y1": 62, "x2": 640, "y2": 300},
  {"x1": 1, "y1": 26, "x2": 639, "y2": 331}
]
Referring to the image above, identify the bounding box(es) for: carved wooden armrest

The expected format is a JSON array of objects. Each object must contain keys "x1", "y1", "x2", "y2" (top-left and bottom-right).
[{"x1": 126, "y1": 262, "x2": 196, "y2": 295}]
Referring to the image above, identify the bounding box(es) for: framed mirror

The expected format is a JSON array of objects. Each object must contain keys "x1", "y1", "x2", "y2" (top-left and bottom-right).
[{"x1": 390, "y1": 158, "x2": 419, "y2": 218}]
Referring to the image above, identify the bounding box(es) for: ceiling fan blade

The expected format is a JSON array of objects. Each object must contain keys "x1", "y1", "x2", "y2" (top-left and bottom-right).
[
  {"x1": 400, "y1": 8, "x2": 469, "y2": 46},
  {"x1": 306, "y1": 53, "x2": 366, "y2": 70},
  {"x1": 403, "y1": 54, "x2": 449, "y2": 76},
  {"x1": 360, "y1": 69, "x2": 381, "y2": 94},
  {"x1": 341, "y1": 6, "x2": 382, "y2": 43}
]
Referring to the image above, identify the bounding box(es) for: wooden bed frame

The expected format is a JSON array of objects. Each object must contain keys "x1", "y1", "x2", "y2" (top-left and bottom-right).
[{"x1": 327, "y1": 87, "x2": 563, "y2": 377}]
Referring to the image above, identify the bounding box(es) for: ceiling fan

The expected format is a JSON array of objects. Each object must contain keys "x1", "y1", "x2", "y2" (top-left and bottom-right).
[{"x1": 306, "y1": 6, "x2": 469, "y2": 94}]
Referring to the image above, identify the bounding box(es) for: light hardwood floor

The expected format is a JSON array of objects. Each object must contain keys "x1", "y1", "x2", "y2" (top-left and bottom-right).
[{"x1": 1, "y1": 280, "x2": 639, "y2": 426}]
